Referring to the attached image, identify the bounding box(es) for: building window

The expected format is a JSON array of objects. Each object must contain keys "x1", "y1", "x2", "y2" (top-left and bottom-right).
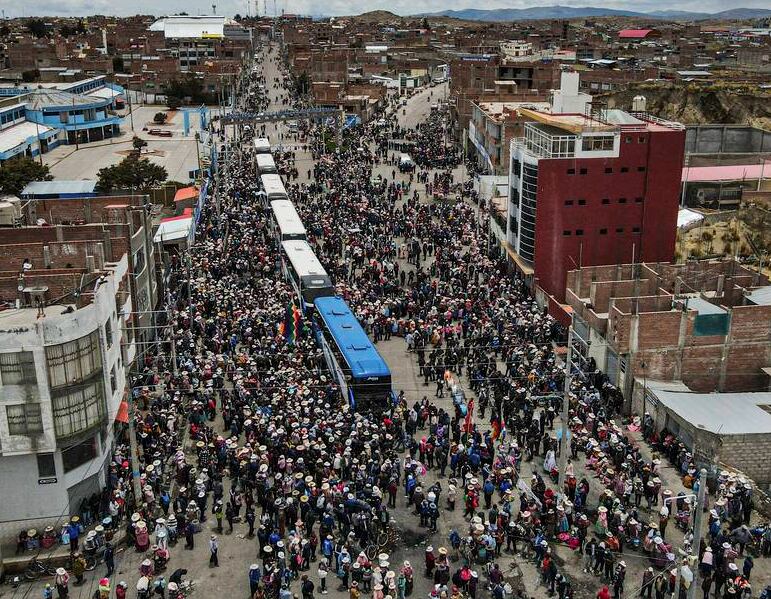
[
  {"x1": 621, "y1": 167, "x2": 629, "y2": 173},
  {"x1": 567, "y1": 168, "x2": 575, "y2": 175},
  {"x1": 638, "y1": 136, "x2": 647, "y2": 143},
  {"x1": 632, "y1": 227, "x2": 641, "y2": 233},
  {"x1": 616, "y1": 227, "x2": 624, "y2": 233},
  {"x1": 7, "y1": 403, "x2": 43, "y2": 435},
  {"x1": 602, "y1": 198, "x2": 610, "y2": 205},
  {"x1": 637, "y1": 166, "x2": 646, "y2": 172},
  {"x1": 0, "y1": 351, "x2": 37, "y2": 385},
  {"x1": 600, "y1": 228, "x2": 608, "y2": 235},
  {"x1": 37, "y1": 453, "x2": 57, "y2": 478},
  {"x1": 605, "y1": 167, "x2": 613, "y2": 174},
  {"x1": 563, "y1": 230, "x2": 571, "y2": 236},
  {"x1": 635, "y1": 197, "x2": 643, "y2": 203},
  {"x1": 581, "y1": 135, "x2": 614, "y2": 152},
  {"x1": 110, "y1": 366, "x2": 117, "y2": 394},
  {"x1": 105, "y1": 319, "x2": 113, "y2": 349},
  {"x1": 619, "y1": 198, "x2": 627, "y2": 204},
  {"x1": 625, "y1": 136, "x2": 632, "y2": 144},
  {"x1": 564, "y1": 200, "x2": 574, "y2": 206},
  {"x1": 578, "y1": 199, "x2": 586, "y2": 206},
  {"x1": 579, "y1": 168, "x2": 588, "y2": 175},
  {"x1": 576, "y1": 229, "x2": 584, "y2": 236},
  {"x1": 133, "y1": 249, "x2": 146, "y2": 274},
  {"x1": 61, "y1": 436, "x2": 98, "y2": 473},
  {"x1": 45, "y1": 331, "x2": 102, "y2": 389},
  {"x1": 51, "y1": 379, "x2": 105, "y2": 439}
]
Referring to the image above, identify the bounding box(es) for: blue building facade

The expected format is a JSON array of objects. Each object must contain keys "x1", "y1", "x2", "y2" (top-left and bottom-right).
[{"x1": 0, "y1": 87, "x2": 124, "y2": 162}]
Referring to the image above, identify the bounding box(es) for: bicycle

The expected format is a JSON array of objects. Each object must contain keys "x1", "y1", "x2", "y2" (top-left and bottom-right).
[{"x1": 24, "y1": 557, "x2": 57, "y2": 581}]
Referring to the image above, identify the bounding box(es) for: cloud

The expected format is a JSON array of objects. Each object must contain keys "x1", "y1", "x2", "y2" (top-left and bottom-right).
[{"x1": 2, "y1": 0, "x2": 769, "y2": 17}]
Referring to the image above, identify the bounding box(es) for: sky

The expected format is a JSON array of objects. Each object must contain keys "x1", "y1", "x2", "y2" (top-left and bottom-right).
[{"x1": 1, "y1": 0, "x2": 769, "y2": 18}]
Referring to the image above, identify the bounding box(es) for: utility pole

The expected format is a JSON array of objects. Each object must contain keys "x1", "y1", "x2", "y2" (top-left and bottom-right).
[
  {"x1": 126, "y1": 392, "x2": 143, "y2": 503},
  {"x1": 673, "y1": 558, "x2": 683, "y2": 599},
  {"x1": 688, "y1": 469, "x2": 708, "y2": 599},
  {"x1": 557, "y1": 326, "x2": 574, "y2": 496}
]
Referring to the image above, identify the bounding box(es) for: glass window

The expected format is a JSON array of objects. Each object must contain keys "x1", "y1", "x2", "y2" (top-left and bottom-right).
[
  {"x1": 45, "y1": 331, "x2": 102, "y2": 389},
  {"x1": 61, "y1": 436, "x2": 98, "y2": 473},
  {"x1": 0, "y1": 351, "x2": 37, "y2": 385},
  {"x1": 105, "y1": 319, "x2": 113, "y2": 349},
  {"x1": 581, "y1": 135, "x2": 615, "y2": 152},
  {"x1": 51, "y1": 379, "x2": 105, "y2": 439},
  {"x1": 37, "y1": 453, "x2": 56, "y2": 477},
  {"x1": 7, "y1": 403, "x2": 43, "y2": 435}
]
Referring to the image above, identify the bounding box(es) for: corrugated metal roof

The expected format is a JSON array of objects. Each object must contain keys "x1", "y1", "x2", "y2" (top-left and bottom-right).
[
  {"x1": 21, "y1": 180, "x2": 97, "y2": 196},
  {"x1": 655, "y1": 389, "x2": 771, "y2": 435},
  {"x1": 0, "y1": 122, "x2": 53, "y2": 154},
  {"x1": 747, "y1": 286, "x2": 771, "y2": 306},
  {"x1": 682, "y1": 164, "x2": 765, "y2": 183},
  {"x1": 23, "y1": 89, "x2": 103, "y2": 110}
]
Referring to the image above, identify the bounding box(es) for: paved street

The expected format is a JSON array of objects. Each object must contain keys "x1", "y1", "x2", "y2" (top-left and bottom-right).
[
  {"x1": 11, "y1": 41, "x2": 770, "y2": 599},
  {"x1": 43, "y1": 106, "x2": 210, "y2": 183}
]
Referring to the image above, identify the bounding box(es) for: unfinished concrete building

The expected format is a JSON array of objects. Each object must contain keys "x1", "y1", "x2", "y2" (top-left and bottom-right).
[{"x1": 565, "y1": 260, "x2": 771, "y2": 414}]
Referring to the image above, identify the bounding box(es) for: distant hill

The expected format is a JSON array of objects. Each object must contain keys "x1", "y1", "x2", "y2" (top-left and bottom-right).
[
  {"x1": 416, "y1": 5, "x2": 771, "y2": 21},
  {"x1": 353, "y1": 10, "x2": 402, "y2": 22}
]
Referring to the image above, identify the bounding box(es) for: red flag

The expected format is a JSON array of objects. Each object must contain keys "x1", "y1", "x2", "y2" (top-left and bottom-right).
[
  {"x1": 491, "y1": 418, "x2": 501, "y2": 441},
  {"x1": 464, "y1": 398, "x2": 475, "y2": 433}
]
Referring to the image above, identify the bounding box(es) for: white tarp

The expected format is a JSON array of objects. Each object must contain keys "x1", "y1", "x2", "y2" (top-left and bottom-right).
[{"x1": 154, "y1": 217, "x2": 192, "y2": 243}]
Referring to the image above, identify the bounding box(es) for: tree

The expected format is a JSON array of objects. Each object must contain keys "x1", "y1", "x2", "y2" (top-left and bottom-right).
[
  {"x1": 0, "y1": 157, "x2": 52, "y2": 196},
  {"x1": 422, "y1": 17, "x2": 431, "y2": 31},
  {"x1": 26, "y1": 18, "x2": 48, "y2": 38},
  {"x1": 166, "y1": 96, "x2": 181, "y2": 111},
  {"x1": 0, "y1": 24, "x2": 11, "y2": 37},
  {"x1": 131, "y1": 136, "x2": 147, "y2": 151},
  {"x1": 233, "y1": 13, "x2": 243, "y2": 21},
  {"x1": 153, "y1": 112, "x2": 168, "y2": 124},
  {"x1": 96, "y1": 154, "x2": 167, "y2": 193},
  {"x1": 294, "y1": 72, "x2": 311, "y2": 96}
]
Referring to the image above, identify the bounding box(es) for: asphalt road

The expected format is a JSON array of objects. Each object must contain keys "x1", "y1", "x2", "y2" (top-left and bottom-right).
[{"x1": 16, "y1": 43, "x2": 771, "y2": 599}]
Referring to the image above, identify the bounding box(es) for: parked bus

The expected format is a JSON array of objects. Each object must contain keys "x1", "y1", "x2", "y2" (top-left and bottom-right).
[
  {"x1": 313, "y1": 296, "x2": 393, "y2": 414},
  {"x1": 253, "y1": 137, "x2": 271, "y2": 154},
  {"x1": 270, "y1": 199, "x2": 306, "y2": 241},
  {"x1": 261, "y1": 174, "x2": 288, "y2": 202},
  {"x1": 280, "y1": 240, "x2": 334, "y2": 310},
  {"x1": 256, "y1": 153, "x2": 278, "y2": 174}
]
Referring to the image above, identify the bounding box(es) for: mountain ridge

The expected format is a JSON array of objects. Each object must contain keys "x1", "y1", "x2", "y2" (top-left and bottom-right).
[{"x1": 413, "y1": 5, "x2": 771, "y2": 21}]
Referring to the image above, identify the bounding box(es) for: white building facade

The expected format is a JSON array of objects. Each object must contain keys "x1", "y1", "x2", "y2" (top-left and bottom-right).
[{"x1": 0, "y1": 256, "x2": 135, "y2": 540}]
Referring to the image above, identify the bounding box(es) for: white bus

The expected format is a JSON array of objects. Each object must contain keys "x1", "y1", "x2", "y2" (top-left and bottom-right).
[
  {"x1": 280, "y1": 240, "x2": 334, "y2": 309},
  {"x1": 253, "y1": 137, "x2": 271, "y2": 154},
  {"x1": 270, "y1": 199, "x2": 306, "y2": 242},
  {"x1": 261, "y1": 174, "x2": 288, "y2": 202},
  {"x1": 256, "y1": 153, "x2": 278, "y2": 174}
]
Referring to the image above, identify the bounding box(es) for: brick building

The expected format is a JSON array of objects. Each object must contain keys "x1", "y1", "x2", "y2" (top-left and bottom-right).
[
  {"x1": 0, "y1": 194, "x2": 158, "y2": 541},
  {"x1": 506, "y1": 72, "x2": 686, "y2": 320},
  {"x1": 564, "y1": 260, "x2": 771, "y2": 404}
]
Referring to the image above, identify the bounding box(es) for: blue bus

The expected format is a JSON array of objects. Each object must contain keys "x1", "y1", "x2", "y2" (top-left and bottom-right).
[{"x1": 313, "y1": 296, "x2": 393, "y2": 413}]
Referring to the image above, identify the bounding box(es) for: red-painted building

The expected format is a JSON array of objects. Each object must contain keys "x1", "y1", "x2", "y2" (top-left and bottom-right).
[{"x1": 506, "y1": 105, "x2": 685, "y2": 321}]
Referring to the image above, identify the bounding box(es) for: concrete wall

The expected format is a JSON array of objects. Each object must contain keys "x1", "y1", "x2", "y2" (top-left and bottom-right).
[{"x1": 685, "y1": 125, "x2": 771, "y2": 155}]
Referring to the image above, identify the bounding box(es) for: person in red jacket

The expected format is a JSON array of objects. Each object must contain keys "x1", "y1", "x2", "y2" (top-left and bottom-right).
[{"x1": 597, "y1": 585, "x2": 611, "y2": 599}]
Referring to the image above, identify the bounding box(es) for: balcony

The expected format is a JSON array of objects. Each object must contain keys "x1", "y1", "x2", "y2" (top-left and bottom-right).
[{"x1": 514, "y1": 123, "x2": 577, "y2": 159}]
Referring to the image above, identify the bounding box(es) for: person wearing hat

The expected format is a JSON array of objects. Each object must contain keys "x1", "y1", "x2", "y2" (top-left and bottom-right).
[
  {"x1": 317, "y1": 557, "x2": 329, "y2": 595},
  {"x1": 641, "y1": 567, "x2": 655, "y2": 599},
  {"x1": 249, "y1": 564, "x2": 261, "y2": 596},
  {"x1": 209, "y1": 535, "x2": 219, "y2": 567},
  {"x1": 55, "y1": 568, "x2": 70, "y2": 599}
]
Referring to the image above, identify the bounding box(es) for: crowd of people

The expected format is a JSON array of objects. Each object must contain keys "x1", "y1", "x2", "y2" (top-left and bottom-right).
[{"x1": 30, "y1": 41, "x2": 771, "y2": 599}]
